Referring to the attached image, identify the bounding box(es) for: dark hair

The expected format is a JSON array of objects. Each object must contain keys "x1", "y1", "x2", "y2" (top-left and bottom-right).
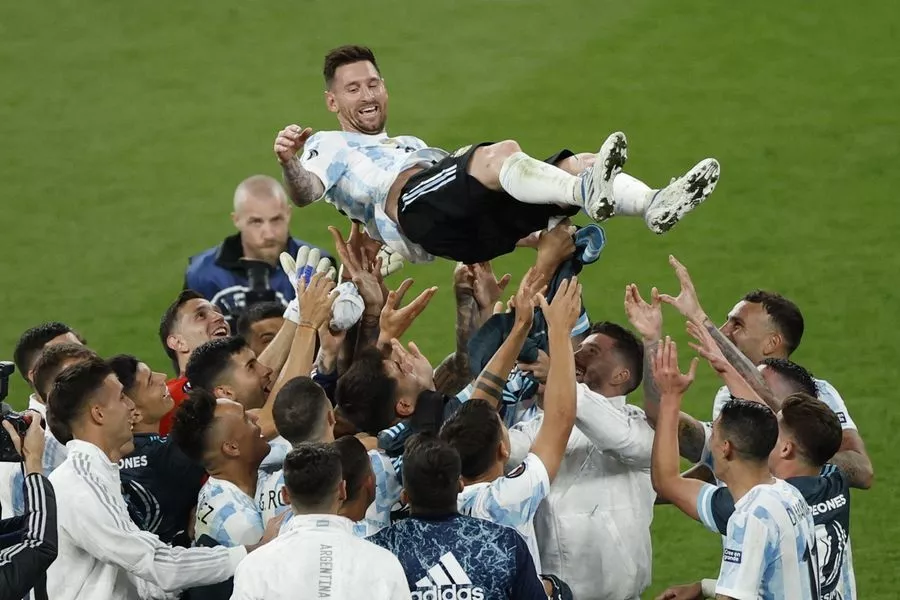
[
  {"x1": 588, "y1": 321, "x2": 644, "y2": 393},
  {"x1": 186, "y1": 336, "x2": 247, "y2": 393},
  {"x1": 46, "y1": 357, "x2": 114, "y2": 444},
  {"x1": 439, "y1": 400, "x2": 501, "y2": 479},
  {"x1": 14, "y1": 322, "x2": 79, "y2": 383},
  {"x1": 283, "y1": 443, "x2": 343, "y2": 509},
  {"x1": 780, "y1": 393, "x2": 842, "y2": 467},
  {"x1": 743, "y1": 290, "x2": 805, "y2": 355},
  {"x1": 169, "y1": 388, "x2": 218, "y2": 465},
  {"x1": 402, "y1": 434, "x2": 461, "y2": 511},
  {"x1": 761, "y1": 358, "x2": 817, "y2": 398},
  {"x1": 718, "y1": 400, "x2": 779, "y2": 462},
  {"x1": 323, "y1": 45, "x2": 380, "y2": 87},
  {"x1": 335, "y1": 348, "x2": 396, "y2": 434},
  {"x1": 32, "y1": 343, "x2": 98, "y2": 403},
  {"x1": 107, "y1": 354, "x2": 141, "y2": 396},
  {"x1": 334, "y1": 436, "x2": 370, "y2": 502},
  {"x1": 236, "y1": 301, "x2": 284, "y2": 340},
  {"x1": 273, "y1": 377, "x2": 331, "y2": 445},
  {"x1": 159, "y1": 290, "x2": 205, "y2": 373}
]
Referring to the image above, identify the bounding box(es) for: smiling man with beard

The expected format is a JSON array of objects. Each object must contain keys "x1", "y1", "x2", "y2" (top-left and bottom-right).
[
  {"x1": 272, "y1": 45, "x2": 720, "y2": 266},
  {"x1": 506, "y1": 321, "x2": 658, "y2": 600},
  {"x1": 158, "y1": 290, "x2": 233, "y2": 435}
]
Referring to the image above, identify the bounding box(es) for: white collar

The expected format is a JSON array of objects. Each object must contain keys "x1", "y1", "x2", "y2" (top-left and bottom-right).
[
  {"x1": 27, "y1": 394, "x2": 46, "y2": 416},
  {"x1": 285, "y1": 513, "x2": 354, "y2": 534},
  {"x1": 65, "y1": 439, "x2": 120, "y2": 474}
]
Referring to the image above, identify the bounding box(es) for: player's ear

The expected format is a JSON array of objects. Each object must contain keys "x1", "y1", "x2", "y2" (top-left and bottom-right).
[
  {"x1": 400, "y1": 488, "x2": 410, "y2": 506},
  {"x1": 230, "y1": 211, "x2": 240, "y2": 229},
  {"x1": 325, "y1": 89, "x2": 338, "y2": 114},
  {"x1": 281, "y1": 486, "x2": 291, "y2": 507},
  {"x1": 327, "y1": 409, "x2": 337, "y2": 429},
  {"x1": 611, "y1": 366, "x2": 630, "y2": 388},
  {"x1": 167, "y1": 334, "x2": 187, "y2": 355},
  {"x1": 457, "y1": 478, "x2": 464, "y2": 494},
  {"x1": 764, "y1": 332, "x2": 782, "y2": 357},
  {"x1": 221, "y1": 440, "x2": 241, "y2": 458},
  {"x1": 214, "y1": 385, "x2": 234, "y2": 400},
  {"x1": 337, "y1": 480, "x2": 348, "y2": 504}
]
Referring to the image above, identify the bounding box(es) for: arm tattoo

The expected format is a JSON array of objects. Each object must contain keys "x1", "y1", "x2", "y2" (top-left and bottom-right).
[
  {"x1": 474, "y1": 381, "x2": 503, "y2": 402},
  {"x1": 433, "y1": 292, "x2": 480, "y2": 395},
  {"x1": 831, "y1": 450, "x2": 873, "y2": 489},
  {"x1": 703, "y1": 320, "x2": 779, "y2": 408},
  {"x1": 642, "y1": 340, "x2": 662, "y2": 426},
  {"x1": 678, "y1": 417, "x2": 706, "y2": 463},
  {"x1": 282, "y1": 157, "x2": 323, "y2": 207}
]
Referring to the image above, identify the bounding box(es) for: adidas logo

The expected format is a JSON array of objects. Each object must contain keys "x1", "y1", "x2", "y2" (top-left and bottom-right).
[{"x1": 412, "y1": 552, "x2": 485, "y2": 600}]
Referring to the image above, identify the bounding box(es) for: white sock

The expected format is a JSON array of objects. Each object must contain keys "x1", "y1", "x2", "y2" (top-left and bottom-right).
[
  {"x1": 613, "y1": 173, "x2": 655, "y2": 216},
  {"x1": 498, "y1": 152, "x2": 581, "y2": 207}
]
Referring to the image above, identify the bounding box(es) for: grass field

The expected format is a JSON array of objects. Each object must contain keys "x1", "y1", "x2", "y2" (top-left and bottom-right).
[{"x1": 2, "y1": 0, "x2": 899, "y2": 596}]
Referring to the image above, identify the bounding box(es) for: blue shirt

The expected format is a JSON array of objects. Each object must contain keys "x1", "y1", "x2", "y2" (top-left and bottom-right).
[{"x1": 368, "y1": 513, "x2": 546, "y2": 600}]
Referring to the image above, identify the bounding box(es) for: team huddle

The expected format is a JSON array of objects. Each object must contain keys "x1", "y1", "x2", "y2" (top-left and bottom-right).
[{"x1": 0, "y1": 45, "x2": 872, "y2": 600}]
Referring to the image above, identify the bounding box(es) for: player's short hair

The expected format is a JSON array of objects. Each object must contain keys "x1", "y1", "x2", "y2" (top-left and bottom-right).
[
  {"x1": 273, "y1": 377, "x2": 331, "y2": 445},
  {"x1": 169, "y1": 388, "x2": 218, "y2": 466},
  {"x1": 760, "y1": 358, "x2": 817, "y2": 398},
  {"x1": 159, "y1": 290, "x2": 205, "y2": 373},
  {"x1": 743, "y1": 290, "x2": 804, "y2": 355},
  {"x1": 283, "y1": 443, "x2": 343, "y2": 509},
  {"x1": 107, "y1": 354, "x2": 141, "y2": 396},
  {"x1": 46, "y1": 357, "x2": 113, "y2": 444},
  {"x1": 717, "y1": 400, "x2": 779, "y2": 463},
  {"x1": 779, "y1": 393, "x2": 842, "y2": 467},
  {"x1": 323, "y1": 45, "x2": 380, "y2": 87},
  {"x1": 334, "y1": 436, "x2": 370, "y2": 503},
  {"x1": 235, "y1": 301, "x2": 285, "y2": 340},
  {"x1": 186, "y1": 336, "x2": 247, "y2": 393},
  {"x1": 402, "y1": 434, "x2": 461, "y2": 511},
  {"x1": 439, "y1": 400, "x2": 501, "y2": 479},
  {"x1": 32, "y1": 343, "x2": 98, "y2": 403},
  {"x1": 14, "y1": 322, "x2": 82, "y2": 383},
  {"x1": 588, "y1": 321, "x2": 644, "y2": 393},
  {"x1": 335, "y1": 348, "x2": 396, "y2": 434}
]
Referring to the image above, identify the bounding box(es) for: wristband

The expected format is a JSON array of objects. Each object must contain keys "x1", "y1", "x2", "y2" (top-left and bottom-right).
[{"x1": 701, "y1": 579, "x2": 717, "y2": 598}]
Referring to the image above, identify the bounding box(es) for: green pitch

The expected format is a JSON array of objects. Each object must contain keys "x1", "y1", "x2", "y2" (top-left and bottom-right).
[{"x1": 2, "y1": 0, "x2": 897, "y2": 596}]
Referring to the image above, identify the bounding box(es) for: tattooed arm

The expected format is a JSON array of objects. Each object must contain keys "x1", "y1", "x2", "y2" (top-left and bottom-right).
[
  {"x1": 831, "y1": 430, "x2": 874, "y2": 489},
  {"x1": 433, "y1": 268, "x2": 484, "y2": 396},
  {"x1": 281, "y1": 156, "x2": 325, "y2": 207}
]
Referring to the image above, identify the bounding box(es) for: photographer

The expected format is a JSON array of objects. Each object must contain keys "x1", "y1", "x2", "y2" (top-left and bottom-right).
[{"x1": 0, "y1": 415, "x2": 57, "y2": 600}]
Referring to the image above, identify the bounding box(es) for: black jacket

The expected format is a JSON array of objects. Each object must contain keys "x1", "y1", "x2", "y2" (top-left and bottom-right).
[{"x1": 0, "y1": 473, "x2": 57, "y2": 600}]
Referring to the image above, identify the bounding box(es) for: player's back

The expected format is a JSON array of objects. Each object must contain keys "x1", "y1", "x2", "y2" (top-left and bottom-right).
[
  {"x1": 367, "y1": 513, "x2": 546, "y2": 600},
  {"x1": 717, "y1": 479, "x2": 819, "y2": 600}
]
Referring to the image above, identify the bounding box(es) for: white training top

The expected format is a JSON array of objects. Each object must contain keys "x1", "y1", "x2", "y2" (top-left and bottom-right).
[
  {"x1": 300, "y1": 130, "x2": 448, "y2": 263},
  {"x1": 230, "y1": 514, "x2": 411, "y2": 600},
  {"x1": 47, "y1": 440, "x2": 243, "y2": 600},
  {"x1": 714, "y1": 479, "x2": 819, "y2": 600}
]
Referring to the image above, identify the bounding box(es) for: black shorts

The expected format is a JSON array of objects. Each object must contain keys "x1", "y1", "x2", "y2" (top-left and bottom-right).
[{"x1": 397, "y1": 143, "x2": 580, "y2": 264}]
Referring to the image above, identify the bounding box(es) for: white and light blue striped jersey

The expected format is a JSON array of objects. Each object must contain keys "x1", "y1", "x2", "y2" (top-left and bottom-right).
[
  {"x1": 300, "y1": 131, "x2": 448, "y2": 263},
  {"x1": 456, "y1": 452, "x2": 550, "y2": 574},
  {"x1": 269, "y1": 449, "x2": 403, "y2": 537},
  {"x1": 195, "y1": 475, "x2": 272, "y2": 547},
  {"x1": 714, "y1": 479, "x2": 819, "y2": 600},
  {"x1": 711, "y1": 378, "x2": 857, "y2": 430}
]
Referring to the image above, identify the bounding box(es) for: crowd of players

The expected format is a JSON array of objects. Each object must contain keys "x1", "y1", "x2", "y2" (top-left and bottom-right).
[{"x1": 0, "y1": 45, "x2": 874, "y2": 600}]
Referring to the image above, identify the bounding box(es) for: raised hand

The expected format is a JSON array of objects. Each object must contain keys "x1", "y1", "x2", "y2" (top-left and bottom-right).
[
  {"x1": 390, "y1": 339, "x2": 435, "y2": 392},
  {"x1": 624, "y1": 284, "x2": 662, "y2": 341},
  {"x1": 329, "y1": 225, "x2": 385, "y2": 311},
  {"x1": 537, "y1": 220, "x2": 577, "y2": 264},
  {"x1": 379, "y1": 279, "x2": 438, "y2": 342},
  {"x1": 658, "y1": 255, "x2": 707, "y2": 324},
  {"x1": 517, "y1": 349, "x2": 550, "y2": 383},
  {"x1": 652, "y1": 337, "x2": 699, "y2": 400},
  {"x1": 538, "y1": 276, "x2": 582, "y2": 333},
  {"x1": 274, "y1": 124, "x2": 314, "y2": 165},
  {"x1": 280, "y1": 246, "x2": 335, "y2": 288},
  {"x1": 298, "y1": 272, "x2": 338, "y2": 329},
  {"x1": 470, "y1": 262, "x2": 512, "y2": 311},
  {"x1": 510, "y1": 267, "x2": 545, "y2": 330}
]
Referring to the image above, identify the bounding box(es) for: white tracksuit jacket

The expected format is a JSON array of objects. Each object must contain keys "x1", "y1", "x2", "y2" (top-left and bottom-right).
[
  {"x1": 508, "y1": 384, "x2": 656, "y2": 600},
  {"x1": 47, "y1": 440, "x2": 244, "y2": 600},
  {"x1": 230, "y1": 514, "x2": 412, "y2": 600}
]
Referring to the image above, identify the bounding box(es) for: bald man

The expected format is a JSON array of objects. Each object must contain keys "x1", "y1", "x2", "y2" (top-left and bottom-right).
[{"x1": 184, "y1": 174, "x2": 332, "y2": 324}]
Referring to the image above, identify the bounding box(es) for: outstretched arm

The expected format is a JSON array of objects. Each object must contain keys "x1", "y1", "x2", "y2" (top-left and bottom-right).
[
  {"x1": 274, "y1": 125, "x2": 325, "y2": 207},
  {"x1": 650, "y1": 337, "x2": 706, "y2": 519}
]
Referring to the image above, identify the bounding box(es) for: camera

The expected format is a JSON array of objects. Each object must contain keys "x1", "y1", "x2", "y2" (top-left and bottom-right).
[
  {"x1": 241, "y1": 258, "x2": 277, "y2": 307},
  {"x1": 0, "y1": 362, "x2": 43, "y2": 462}
]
